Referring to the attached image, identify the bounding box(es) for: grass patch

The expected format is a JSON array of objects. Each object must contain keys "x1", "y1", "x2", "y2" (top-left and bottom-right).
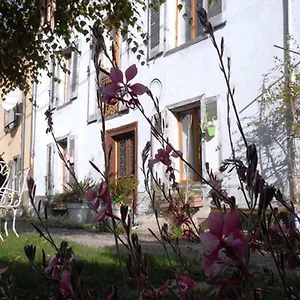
[{"x1": 0, "y1": 232, "x2": 203, "y2": 298}]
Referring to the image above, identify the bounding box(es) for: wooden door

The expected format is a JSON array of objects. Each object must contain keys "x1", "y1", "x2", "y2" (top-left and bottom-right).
[{"x1": 106, "y1": 122, "x2": 138, "y2": 211}]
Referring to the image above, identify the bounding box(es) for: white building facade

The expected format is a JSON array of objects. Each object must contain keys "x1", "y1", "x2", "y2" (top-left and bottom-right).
[{"x1": 33, "y1": 0, "x2": 300, "y2": 216}]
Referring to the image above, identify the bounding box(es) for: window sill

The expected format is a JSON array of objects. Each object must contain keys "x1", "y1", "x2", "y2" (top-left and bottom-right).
[
  {"x1": 147, "y1": 51, "x2": 164, "y2": 63},
  {"x1": 178, "y1": 181, "x2": 206, "y2": 189},
  {"x1": 55, "y1": 97, "x2": 77, "y2": 111},
  {"x1": 103, "y1": 107, "x2": 130, "y2": 121},
  {"x1": 87, "y1": 117, "x2": 97, "y2": 125},
  {"x1": 164, "y1": 21, "x2": 226, "y2": 58}
]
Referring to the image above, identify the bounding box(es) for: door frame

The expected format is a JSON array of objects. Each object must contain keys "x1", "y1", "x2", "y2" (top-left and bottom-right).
[{"x1": 106, "y1": 121, "x2": 138, "y2": 211}]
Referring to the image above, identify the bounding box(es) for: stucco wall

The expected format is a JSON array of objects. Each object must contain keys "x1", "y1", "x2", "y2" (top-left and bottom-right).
[{"x1": 33, "y1": 0, "x2": 300, "y2": 213}]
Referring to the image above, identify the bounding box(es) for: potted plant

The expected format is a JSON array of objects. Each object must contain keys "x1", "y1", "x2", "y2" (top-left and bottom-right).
[
  {"x1": 207, "y1": 117, "x2": 216, "y2": 137},
  {"x1": 109, "y1": 177, "x2": 137, "y2": 218},
  {"x1": 50, "y1": 194, "x2": 67, "y2": 217},
  {"x1": 62, "y1": 177, "x2": 96, "y2": 224},
  {"x1": 187, "y1": 189, "x2": 203, "y2": 207},
  {"x1": 200, "y1": 114, "x2": 217, "y2": 138}
]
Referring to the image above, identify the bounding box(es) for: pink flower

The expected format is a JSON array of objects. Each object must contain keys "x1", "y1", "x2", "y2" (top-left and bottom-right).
[
  {"x1": 250, "y1": 228, "x2": 260, "y2": 253},
  {"x1": 143, "y1": 280, "x2": 170, "y2": 298},
  {"x1": 176, "y1": 275, "x2": 196, "y2": 299},
  {"x1": 104, "y1": 64, "x2": 148, "y2": 103},
  {"x1": 45, "y1": 253, "x2": 63, "y2": 280},
  {"x1": 148, "y1": 144, "x2": 182, "y2": 168},
  {"x1": 86, "y1": 181, "x2": 120, "y2": 222},
  {"x1": 60, "y1": 270, "x2": 72, "y2": 298},
  {"x1": 199, "y1": 207, "x2": 247, "y2": 277},
  {"x1": 106, "y1": 287, "x2": 115, "y2": 300},
  {"x1": 183, "y1": 228, "x2": 196, "y2": 241},
  {"x1": 173, "y1": 213, "x2": 190, "y2": 227}
]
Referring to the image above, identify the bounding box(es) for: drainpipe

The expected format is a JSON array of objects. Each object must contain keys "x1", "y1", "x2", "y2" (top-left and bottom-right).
[{"x1": 283, "y1": 0, "x2": 296, "y2": 201}]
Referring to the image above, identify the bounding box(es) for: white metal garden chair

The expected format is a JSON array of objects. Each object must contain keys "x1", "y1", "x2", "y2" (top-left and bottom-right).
[{"x1": 0, "y1": 161, "x2": 30, "y2": 241}]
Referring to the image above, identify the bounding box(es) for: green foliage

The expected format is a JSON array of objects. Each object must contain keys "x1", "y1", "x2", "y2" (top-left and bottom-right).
[
  {"x1": 169, "y1": 223, "x2": 183, "y2": 239},
  {"x1": 95, "y1": 221, "x2": 126, "y2": 234},
  {"x1": 0, "y1": 233, "x2": 196, "y2": 298},
  {"x1": 109, "y1": 177, "x2": 137, "y2": 205},
  {"x1": 54, "y1": 177, "x2": 96, "y2": 203},
  {"x1": 0, "y1": 0, "x2": 150, "y2": 98}
]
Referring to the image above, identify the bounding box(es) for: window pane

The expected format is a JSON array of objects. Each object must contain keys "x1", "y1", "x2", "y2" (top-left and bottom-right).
[
  {"x1": 181, "y1": 112, "x2": 196, "y2": 180},
  {"x1": 119, "y1": 139, "x2": 127, "y2": 177},
  {"x1": 208, "y1": 0, "x2": 222, "y2": 19},
  {"x1": 184, "y1": 0, "x2": 192, "y2": 42},
  {"x1": 196, "y1": 0, "x2": 204, "y2": 37},
  {"x1": 130, "y1": 136, "x2": 135, "y2": 175}
]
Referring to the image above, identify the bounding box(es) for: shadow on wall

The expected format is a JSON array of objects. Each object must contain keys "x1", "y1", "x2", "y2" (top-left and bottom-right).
[{"x1": 236, "y1": 95, "x2": 293, "y2": 198}]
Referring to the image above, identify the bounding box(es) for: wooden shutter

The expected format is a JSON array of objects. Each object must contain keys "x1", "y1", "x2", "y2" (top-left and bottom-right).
[
  {"x1": 4, "y1": 110, "x2": 9, "y2": 129},
  {"x1": 55, "y1": 60, "x2": 63, "y2": 106},
  {"x1": 71, "y1": 47, "x2": 79, "y2": 100},
  {"x1": 150, "y1": 3, "x2": 160, "y2": 52},
  {"x1": 46, "y1": 144, "x2": 54, "y2": 195},
  {"x1": 50, "y1": 60, "x2": 56, "y2": 109},
  {"x1": 87, "y1": 42, "x2": 98, "y2": 123},
  {"x1": 196, "y1": 0, "x2": 204, "y2": 37},
  {"x1": 4, "y1": 108, "x2": 17, "y2": 132},
  {"x1": 67, "y1": 136, "x2": 76, "y2": 182},
  {"x1": 202, "y1": 97, "x2": 219, "y2": 174}
]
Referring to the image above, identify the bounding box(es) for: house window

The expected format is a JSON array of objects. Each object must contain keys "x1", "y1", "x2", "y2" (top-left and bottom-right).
[
  {"x1": 57, "y1": 136, "x2": 76, "y2": 187},
  {"x1": 53, "y1": 46, "x2": 79, "y2": 107},
  {"x1": 177, "y1": 0, "x2": 222, "y2": 45},
  {"x1": 149, "y1": 1, "x2": 161, "y2": 56},
  {"x1": 8, "y1": 156, "x2": 21, "y2": 192},
  {"x1": 88, "y1": 26, "x2": 120, "y2": 122},
  {"x1": 178, "y1": 108, "x2": 201, "y2": 181}
]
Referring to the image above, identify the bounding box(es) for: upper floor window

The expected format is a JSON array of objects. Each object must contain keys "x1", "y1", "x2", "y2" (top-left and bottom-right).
[
  {"x1": 149, "y1": 1, "x2": 161, "y2": 57},
  {"x1": 177, "y1": 0, "x2": 223, "y2": 46},
  {"x1": 178, "y1": 107, "x2": 202, "y2": 181},
  {"x1": 50, "y1": 45, "x2": 79, "y2": 109}
]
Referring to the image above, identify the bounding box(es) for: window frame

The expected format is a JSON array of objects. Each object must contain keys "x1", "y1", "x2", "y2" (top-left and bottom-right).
[
  {"x1": 176, "y1": 0, "x2": 223, "y2": 46},
  {"x1": 178, "y1": 107, "x2": 202, "y2": 182},
  {"x1": 53, "y1": 44, "x2": 79, "y2": 108}
]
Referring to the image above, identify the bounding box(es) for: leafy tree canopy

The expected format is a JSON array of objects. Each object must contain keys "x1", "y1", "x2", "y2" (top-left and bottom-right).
[{"x1": 0, "y1": 0, "x2": 152, "y2": 98}]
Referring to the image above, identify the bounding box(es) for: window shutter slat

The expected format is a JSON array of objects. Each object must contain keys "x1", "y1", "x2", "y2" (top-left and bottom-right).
[
  {"x1": 46, "y1": 144, "x2": 54, "y2": 195},
  {"x1": 150, "y1": 7, "x2": 160, "y2": 50},
  {"x1": 71, "y1": 48, "x2": 79, "y2": 99},
  {"x1": 195, "y1": 0, "x2": 204, "y2": 38},
  {"x1": 50, "y1": 60, "x2": 56, "y2": 108},
  {"x1": 67, "y1": 136, "x2": 76, "y2": 182}
]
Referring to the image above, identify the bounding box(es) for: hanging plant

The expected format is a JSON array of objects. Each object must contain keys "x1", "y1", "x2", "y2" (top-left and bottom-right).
[{"x1": 207, "y1": 117, "x2": 216, "y2": 137}]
